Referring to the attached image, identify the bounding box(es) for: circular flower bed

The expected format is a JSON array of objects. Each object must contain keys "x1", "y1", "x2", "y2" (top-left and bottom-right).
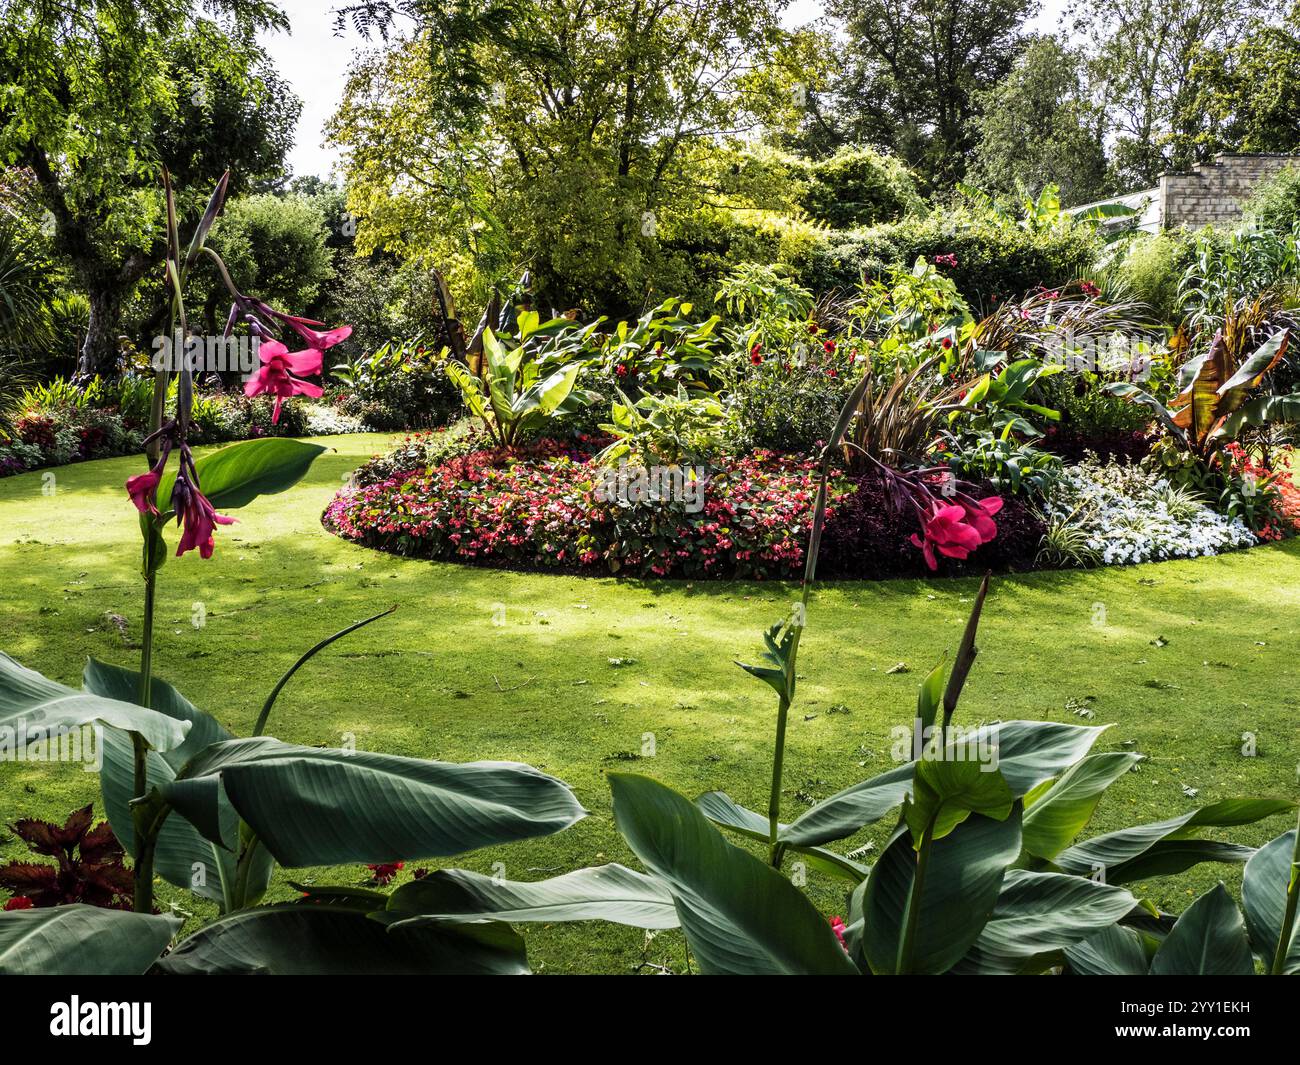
[{"x1": 324, "y1": 440, "x2": 851, "y2": 579}]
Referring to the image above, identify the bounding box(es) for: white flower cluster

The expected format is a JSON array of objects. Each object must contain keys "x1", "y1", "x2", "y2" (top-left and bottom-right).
[
  {"x1": 1044, "y1": 455, "x2": 1257, "y2": 566},
  {"x1": 303, "y1": 403, "x2": 368, "y2": 436}
]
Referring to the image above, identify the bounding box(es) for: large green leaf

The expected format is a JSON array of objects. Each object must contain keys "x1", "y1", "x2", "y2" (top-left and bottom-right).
[
  {"x1": 1022, "y1": 752, "x2": 1142, "y2": 861},
  {"x1": 1056, "y1": 798, "x2": 1294, "y2": 883},
  {"x1": 86, "y1": 660, "x2": 270, "y2": 909},
  {"x1": 385, "y1": 864, "x2": 679, "y2": 929},
  {"x1": 695, "y1": 791, "x2": 869, "y2": 882},
  {"x1": 609, "y1": 773, "x2": 857, "y2": 974},
  {"x1": 780, "y1": 764, "x2": 914, "y2": 848},
  {"x1": 782, "y1": 720, "x2": 1103, "y2": 848},
  {"x1": 952, "y1": 870, "x2": 1138, "y2": 974},
  {"x1": 905, "y1": 755, "x2": 1014, "y2": 843},
  {"x1": 0, "y1": 652, "x2": 188, "y2": 753},
  {"x1": 1064, "y1": 923, "x2": 1152, "y2": 975},
  {"x1": 160, "y1": 736, "x2": 587, "y2": 866},
  {"x1": 1149, "y1": 883, "x2": 1254, "y2": 975},
  {"x1": 155, "y1": 903, "x2": 527, "y2": 975},
  {"x1": 0, "y1": 905, "x2": 179, "y2": 975},
  {"x1": 1242, "y1": 829, "x2": 1300, "y2": 974},
  {"x1": 158, "y1": 437, "x2": 326, "y2": 515},
  {"x1": 861, "y1": 806, "x2": 1023, "y2": 974}
]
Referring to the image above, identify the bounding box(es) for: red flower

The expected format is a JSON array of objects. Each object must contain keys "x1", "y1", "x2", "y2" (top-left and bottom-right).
[
  {"x1": 1080, "y1": 280, "x2": 1101, "y2": 298},
  {"x1": 750, "y1": 350, "x2": 763, "y2": 365},
  {"x1": 366, "y1": 861, "x2": 405, "y2": 886},
  {"x1": 940, "y1": 337, "x2": 952, "y2": 350},
  {"x1": 125, "y1": 469, "x2": 162, "y2": 515},
  {"x1": 829, "y1": 915, "x2": 848, "y2": 951},
  {"x1": 909, "y1": 504, "x2": 984, "y2": 570},
  {"x1": 615, "y1": 364, "x2": 630, "y2": 378},
  {"x1": 807, "y1": 322, "x2": 819, "y2": 335},
  {"x1": 3, "y1": 896, "x2": 33, "y2": 911},
  {"x1": 244, "y1": 339, "x2": 325, "y2": 424},
  {"x1": 823, "y1": 339, "x2": 836, "y2": 354},
  {"x1": 173, "y1": 481, "x2": 236, "y2": 559},
  {"x1": 933, "y1": 253, "x2": 957, "y2": 268}
]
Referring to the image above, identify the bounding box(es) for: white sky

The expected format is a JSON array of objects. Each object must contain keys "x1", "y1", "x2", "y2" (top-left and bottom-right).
[{"x1": 262, "y1": 0, "x2": 1072, "y2": 180}]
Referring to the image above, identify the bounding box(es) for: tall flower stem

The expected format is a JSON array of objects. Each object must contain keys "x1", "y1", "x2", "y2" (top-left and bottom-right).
[
  {"x1": 764, "y1": 376, "x2": 870, "y2": 867},
  {"x1": 1270, "y1": 804, "x2": 1300, "y2": 975}
]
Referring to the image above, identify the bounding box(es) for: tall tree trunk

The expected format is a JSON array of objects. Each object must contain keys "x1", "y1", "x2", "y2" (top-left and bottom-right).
[{"x1": 76, "y1": 284, "x2": 126, "y2": 380}]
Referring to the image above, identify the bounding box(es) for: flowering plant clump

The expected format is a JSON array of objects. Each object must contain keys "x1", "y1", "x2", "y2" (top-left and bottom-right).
[
  {"x1": 324, "y1": 443, "x2": 851, "y2": 579},
  {"x1": 1042, "y1": 454, "x2": 1257, "y2": 565}
]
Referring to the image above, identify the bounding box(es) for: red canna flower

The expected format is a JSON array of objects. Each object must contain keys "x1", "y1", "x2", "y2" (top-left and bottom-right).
[
  {"x1": 365, "y1": 861, "x2": 405, "y2": 886},
  {"x1": 909, "y1": 504, "x2": 984, "y2": 570},
  {"x1": 3, "y1": 896, "x2": 33, "y2": 911},
  {"x1": 172, "y1": 478, "x2": 236, "y2": 559},
  {"x1": 829, "y1": 915, "x2": 848, "y2": 951},
  {"x1": 244, "y1": 339, "x2": 326, "y2": 424}
]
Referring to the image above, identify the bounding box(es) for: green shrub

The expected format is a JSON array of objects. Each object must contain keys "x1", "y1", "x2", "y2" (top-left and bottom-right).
[
  {"x1": 794, "y1": 147, "x2": 922, "y2": 229},
  {"x1": 725, "y1": 361, "x2": 855, "y2": 456},
  {"x1": 787, "y1": 208, "x2": 1100, "y2": 306},
  {"x1": 1106, "y1": 232, "x2": 1194, "y2": 323},
  {"x1": 1244, "y1": 162, "x2": 1300, "y2": 235}
]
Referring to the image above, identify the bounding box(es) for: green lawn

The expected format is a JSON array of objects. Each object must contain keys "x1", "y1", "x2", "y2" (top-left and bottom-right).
[{"x1": 2, "y1": 433, "x2": 1298, "y2": 973}]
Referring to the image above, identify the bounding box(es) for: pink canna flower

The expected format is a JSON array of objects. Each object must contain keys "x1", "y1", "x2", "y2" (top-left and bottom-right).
[
  {"x1": 909, "y1": 504, "x2": 984, "y2": 570},
  {"x1": 126, "y1": 469, "x2": 162, "y2": 515},
  {"x1": 125, "y1": 443, "x2": 172, "y2": 515},
  {"x1": 829, "y1": 915, "x2": 848, "y2": 952},
  {"x1": 287, "y1": 322, "x2": 352, "y2": 351},
  {"x1": 173, "y1": 479, "x2": 235, "y2": 559},
  {"x1": 244, "y1": 340, "x2": 325, "y2": 424},
  {"x1": 959, "y1": 496, "x2": 1003, "y2": 542}
]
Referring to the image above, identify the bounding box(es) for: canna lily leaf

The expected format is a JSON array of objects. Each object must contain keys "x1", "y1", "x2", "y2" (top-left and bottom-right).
[
  {"x1": 385, "y1": 864, "x2": 679, "y2": 929},
  {"x1": 609, "y1": 773, "x2": 858, "y2": 974},
  {"x1": 0, "y1": 905, "x2": 180, "y2": 975},
  {"x1": 1149, "y1": 883, "x2": 1254, "y2": 975},
  {"x1": 0, "y1": 652, "x2": 188, "y2": 753},
  {"x1": 155, "y1": 902, "x2": 528, "y2": 975},
  {"x1": 159, "y1": 737, "x2": 587, "y2": 866},
  {"x1": 1242, "y1": 829, "x2": 1300, "y2": 974}
]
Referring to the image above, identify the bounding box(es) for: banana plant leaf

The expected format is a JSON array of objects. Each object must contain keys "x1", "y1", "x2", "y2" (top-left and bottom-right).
[
  {"x1": 0, "y1": 905, "x2": 180, "y2": 975},
  {"x1": 154, "y1": 902, "x2": 528, "y2": 975},
  {"x1": 609, "y1": 773, "x2": 858, "y2": 974},
  {"x1": 159, "y1": 736, "x2": 587, "y2": 866}
]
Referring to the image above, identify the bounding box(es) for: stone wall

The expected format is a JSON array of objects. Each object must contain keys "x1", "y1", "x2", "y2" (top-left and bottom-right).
[{"x1": 1159, "y1": 154, "x2": 1298, "y2": 230}]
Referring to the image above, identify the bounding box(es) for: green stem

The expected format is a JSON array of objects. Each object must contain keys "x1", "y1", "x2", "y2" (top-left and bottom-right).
[
  {"x1": 231, "y1": 832, "x2": 264, "y2": 911},
  {"x1": 897, "y1": 816, "x2": 937, "y2": 975},
  {"x1": 767, "y1": 693, "x2": 791, "y2": 865},
  {"x1": 130, "y1": 798, "x2": 170, "y2": 915},
  {"x1": 1270, "y1": 805, "x2": 1300, "y2": 975}
]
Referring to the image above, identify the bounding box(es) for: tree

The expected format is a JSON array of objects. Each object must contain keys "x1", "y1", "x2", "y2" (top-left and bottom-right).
[
  {"x1": 1174, "y1": 6, "x2": 1300, "y2": 161},
  {"x1": 329, "y1": 0, "x2": 788, "y2": 314},
  {"x1": 0, "y1": 1, "x2": 300, "y2": 376},
  {"x1": 967, "y1": 37, "x2": 1111, "y2": 207},
  {"x1": 824, "y1": 0, "x2": 1036, "y2": 191},
  {"x1": 1070, "y1": 0, "x2": 1288, "y2": 187}
]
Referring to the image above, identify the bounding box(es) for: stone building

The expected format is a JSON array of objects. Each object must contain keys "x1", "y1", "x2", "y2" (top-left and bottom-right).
[{"x1": 1069, "y1": 153, "x2": 1299, "y2": 234}]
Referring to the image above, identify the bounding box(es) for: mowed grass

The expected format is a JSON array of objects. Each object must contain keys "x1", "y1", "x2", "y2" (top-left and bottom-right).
[{"x1": 1, "y1": 433, "x2": 1298, "y2": 974}]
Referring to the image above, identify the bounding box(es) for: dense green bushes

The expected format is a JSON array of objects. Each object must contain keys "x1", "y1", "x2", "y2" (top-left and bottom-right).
[
  {"x1": 1245, "y1": 163, "x2": 1300, "y2": 234},
  {"x1": 787, "y1": 210, "x2": 1101, "y2": 306}
]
